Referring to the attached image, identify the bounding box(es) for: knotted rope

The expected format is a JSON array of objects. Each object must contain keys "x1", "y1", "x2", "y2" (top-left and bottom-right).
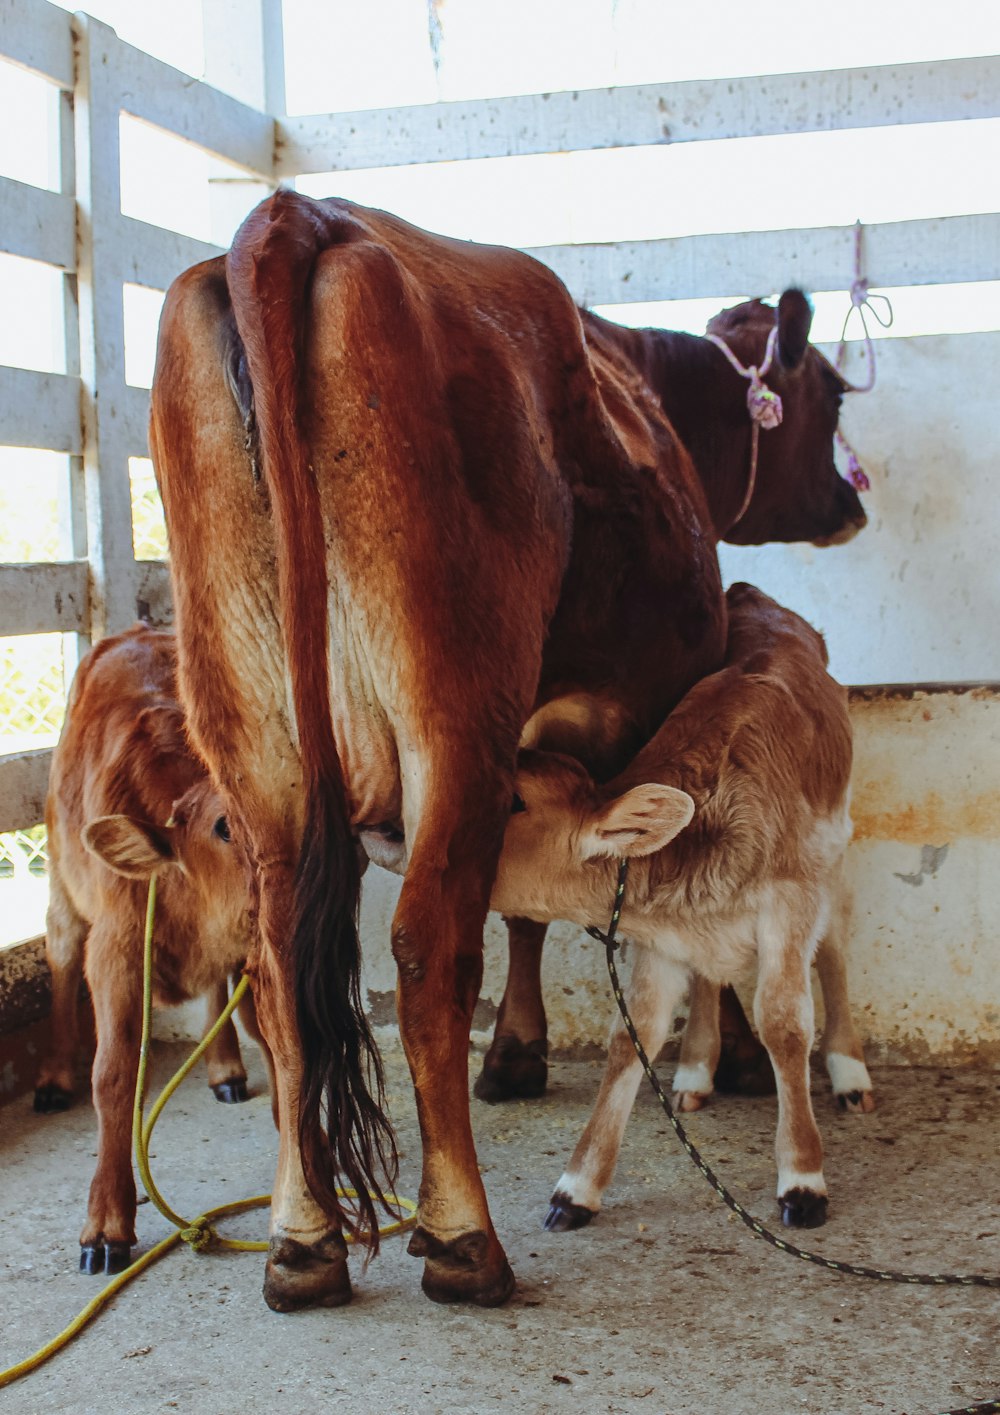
[{"x1": 704, "y1": 323, "x2": 782, "y2": 531}]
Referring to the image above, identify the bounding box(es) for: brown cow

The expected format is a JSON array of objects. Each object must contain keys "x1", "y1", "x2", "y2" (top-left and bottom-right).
[
  {"x1": 478, "y1": 583, "x2": 872, "y2": 1231},
  {"x1": 34, "y1": 624, "x2": 272, "y2": 1274},
  {"x1": 149, "y1": 192, "x2": 862, "y2": 1311},
  {"x1": 478, "y1": 295, "x2": 867, "y2": 1103}
]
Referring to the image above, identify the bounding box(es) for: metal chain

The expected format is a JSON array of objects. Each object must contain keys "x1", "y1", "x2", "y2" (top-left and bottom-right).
[{"x1": 586, "y1": 859, "x2": 1000, "y2": 1415}]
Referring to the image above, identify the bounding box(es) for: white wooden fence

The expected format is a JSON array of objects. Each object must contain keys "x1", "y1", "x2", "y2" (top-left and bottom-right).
[{"x1": 2, "y1": 0, "x2": 998, "y2": 936}]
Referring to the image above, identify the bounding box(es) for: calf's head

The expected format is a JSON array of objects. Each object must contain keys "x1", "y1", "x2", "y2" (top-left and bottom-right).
[
  {"x1": 489, "y1": 752, "x2": 695, "y2": 923},
  {"x1": 708, "y1": 290, "x2": 867, "y2": 547},
  {"x1": 83, "y1": 780, "x2": 249, "y2": 928}
]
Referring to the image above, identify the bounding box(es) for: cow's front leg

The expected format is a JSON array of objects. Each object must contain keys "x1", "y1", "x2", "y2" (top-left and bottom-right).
[
  {"x1": 548, "y1": 948, "x2": 687, "y2": 1230},
  {"x1": 754, "y1": 903, "x2": 828, "y2": 1229},
  {"x1": 252, "y1": 867, "x2": 352, "y2": 1313},
  {"x1": 79, "y1": 922, "x2": 141, "y2": 1274},
  {"x1": 474, "y1": 916, "x2": 549, "y2": 1103},
  {"x1": 393, "y1": 850, "x2": 515, "y2": 1306}
]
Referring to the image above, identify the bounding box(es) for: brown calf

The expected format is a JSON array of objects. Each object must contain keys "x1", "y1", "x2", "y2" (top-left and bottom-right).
[
  {"x1": 485, "y1": 584, "x2": 874, "y2": 1231},
  {"x1": 34, "y1": 624, "x2": 272, "y2": 1274}
]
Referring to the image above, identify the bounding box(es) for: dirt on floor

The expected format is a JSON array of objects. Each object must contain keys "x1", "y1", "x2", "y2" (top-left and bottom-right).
[{"x1": 1, "y1": 1041, "x2": 998, "y2": 1415}]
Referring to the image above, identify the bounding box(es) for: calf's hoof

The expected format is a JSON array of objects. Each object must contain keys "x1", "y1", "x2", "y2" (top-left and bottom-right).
[
  {"x1": 673, "y1": 1089, "x2": 710, "y2": 1113},
  {"x1": 544, "y1": 1192, "x2": 596, "y2": 1232},
  {"x1": 778, "y1": 1188, "x2": 828, "y2": 1229},
  {"x1": 34, "y1": 1082, "x2": 74, "y2": 1113},
  {"x1": 211, "y1": 1078, "x2": 250, "y2": 1104},
  {"x1": 408, "y1": 1226, "x2": 515, "y2": 1306},
  {"x1": 473, "y1": 1037, "x2": 548, "y2": 1104},
  {"x1": 837, "y1": 1088, "x2": 876, "y2": 1115},
  {"x1": 80, "y1": 1240, "x2": 132, "y2": 1275},
  {"x1": 263, "y1": 1232, "x2": 352, "y2": 1312}
]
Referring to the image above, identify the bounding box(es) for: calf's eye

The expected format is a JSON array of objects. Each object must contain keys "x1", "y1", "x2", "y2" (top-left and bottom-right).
[{"x1": 213, "y1": 817, "x2": 231, "y2": 843}]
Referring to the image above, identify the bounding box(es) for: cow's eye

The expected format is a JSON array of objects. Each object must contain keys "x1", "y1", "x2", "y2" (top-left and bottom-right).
[
  {"x1": 213, "y1": 817, "x2": 231, "y2": 843},
  {"x1": 511, "y1": 793, "x2": 527, "y2": 815}
]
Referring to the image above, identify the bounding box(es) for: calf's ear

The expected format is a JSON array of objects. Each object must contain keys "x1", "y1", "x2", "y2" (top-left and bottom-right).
[
  {"x1": 580, "y1": 785, "x2": 695, "y2": 859},
  {"x1": 83, "y1": 814, "x2": 176, "y2": 879},
  {"x1": 776, "y1": 288, "x2": 813, "y2": 371}
]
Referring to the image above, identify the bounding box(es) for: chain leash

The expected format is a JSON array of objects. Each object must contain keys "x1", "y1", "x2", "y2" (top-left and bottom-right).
[{"x1": 586, "y1": 859, "x2": 1000, "y2": 1415}]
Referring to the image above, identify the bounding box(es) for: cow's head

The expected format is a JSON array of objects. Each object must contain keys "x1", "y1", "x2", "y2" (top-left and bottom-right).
[
  {"x1": 707, "y1": 291, "x2": 867, "y2": 547},
  {"x1": 83, "y1": 779, "x2": 249, "y2": 930},
  {"x1": 488, "y1": 751, "x2": 694, "y2": 923}
]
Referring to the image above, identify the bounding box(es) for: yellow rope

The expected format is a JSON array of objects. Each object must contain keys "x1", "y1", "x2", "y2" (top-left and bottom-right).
[{"x1": 0, "y1": 874, "x2": 416, "y2": 1389}]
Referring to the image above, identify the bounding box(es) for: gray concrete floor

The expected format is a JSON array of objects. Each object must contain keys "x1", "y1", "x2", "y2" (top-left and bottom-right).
[{"x1": 2, "y1": 1042, "x2": 998, "y2": 1415}]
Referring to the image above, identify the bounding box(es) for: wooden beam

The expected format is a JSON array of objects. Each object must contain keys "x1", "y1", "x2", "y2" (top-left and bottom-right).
[
  {"x1": 522, "y1": 213, "x2": 1000, "y2": 308},
  {"x1": 0, "y1": 367, "x2": 81, "y2": 454},
  {"x1": 0, "y1": 750, "x2": 52, "y2": 835},
  {"x1": 277, "y1": 55, "x2": 1000, "y2": 175},
  {"x1": 0, "y1": 562, "x2": 89, "y2": 637},
  {"x1": 122, "y1": 385, "x2": 151, "y2": 456},
  {"x1": 117, "y1": 218, "x2": 223, "y2": 294},
  {"x1": 0, "y1": 0, "x2": 74, "y2": 88},
  {"x1": 132, "y1": 560, "x2": 173, "y2": 627},
  {"x1": 0, "y1": 176, "x2": 75, "y2": 270}
]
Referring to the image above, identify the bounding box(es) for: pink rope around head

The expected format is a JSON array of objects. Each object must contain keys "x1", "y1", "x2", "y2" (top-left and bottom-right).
[{"x1": 704, "y1": 322, "x2": 783, "y2": 533}]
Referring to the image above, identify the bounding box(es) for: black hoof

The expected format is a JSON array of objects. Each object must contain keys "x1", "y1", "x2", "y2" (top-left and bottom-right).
[
  {"x1": 778, "y1": 1189, "x2": 828, "y2": 1229},
  {"x1": 34, "y1": 1082, "x2": 73, "y2": 1113},
  {"x1": 409, "y1": 1228, "x2": 515, "y2": 1306},
  {"x1": 473, "y1": 1037, "x2": 548, "y2": 1104},
  {"x1": 212, "y1": 1078, "x2": 250, "y2": 1104},
  {"x1": 543, "y1": 1193, "x2": 596, "y2": 1232},
  {"x1": 80, "y1": 1241, "x2": 132, "y2": 1275}
]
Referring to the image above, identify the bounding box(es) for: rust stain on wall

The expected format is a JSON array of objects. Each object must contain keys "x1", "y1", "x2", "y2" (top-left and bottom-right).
[{"x1": 850, "y1": 788, "x2": 1000, "y2": 843}]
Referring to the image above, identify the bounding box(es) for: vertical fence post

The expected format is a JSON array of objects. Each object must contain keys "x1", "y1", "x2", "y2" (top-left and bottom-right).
[
  {"x1": 202, "y1": 0, "x2": 282, "y2": 245},
  {"x1": 72, "y1": 13, "x2": 140, "y2": 640}
]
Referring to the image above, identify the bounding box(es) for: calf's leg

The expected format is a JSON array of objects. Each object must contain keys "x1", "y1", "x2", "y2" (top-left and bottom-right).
[
  {"x1": 754, "y1": 900, "x2": 828, "y2": 1228},
  {"x1": 202, "y1": 978, "x2": 250, "y2": 1103},
  {"x1": 34, "y1": 868, "x2": 88, "y2": 1111},
  {"x1": 547, "y1": 948, "x2": 687, "y2": 1230},
  {"x1": 80, "y1": 921, "x2": 141, "y2": 1274},
  {"x1": 474, "y1": 916, "x2": 549, "y2": 1103}
]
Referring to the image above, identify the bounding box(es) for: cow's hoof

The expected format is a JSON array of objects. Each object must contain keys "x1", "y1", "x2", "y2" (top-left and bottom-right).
[
  {"x1": 80, "y1": 1240, "x2": 132, "y2": 1275},
  {"x1": 211, "y1": 1078, "x2": 250, "y2": 1104},
  {"x1": 543, "y1": 1192, "x2": 596, "y2": 1232},
  {"x1": 778, "y1": 1189, "x2": 828, "y2": 1229},
  {"x1": 714, "y1": 1045, "x2": 776, "y2": 1097},
  {"x1": 263, "y1": 1232, "x2": 352, "y2": 1312},
  {"x1": 837, "y1": 1088, "x2": 876, "y2": 1115},
  {"x1": 34, "y1": 1082, "x2": 74, "y2": 1113},
  {"x1": 473, "y1": 1037, "x2": 548, "y2": 1103},
  {"x1": 408, "y1": 1226, "x2": 515, "y2": 1306},
  {"x1": 674, "y1": 1089, "x2": 709, "y2": 1113}
]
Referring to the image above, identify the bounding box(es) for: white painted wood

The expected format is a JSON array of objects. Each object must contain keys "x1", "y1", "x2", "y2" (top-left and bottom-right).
[
  {"x1": 132, "y1": 559, "x2": 172, "y2": 626},
  {"x1": 0, "y1": 176, "x2": 75, "y2": 270},
  {"x1": 0, "y1": 563, "x2": 89, "y2": 636},
  {"x1": 73, "y1": 14, "x2": 142, "y2": 640},
  {"x1": 110, "y1": 32, "x2": 274, "y2": 175},
  {"x1": 117, "y1": 218, "x2": 223, "y2": 293},
  {"x1": 0, "y1": 749, "x2": 53, "y2": 835},
  {"x1": 0, "y1": 367, "x2": 81, "y2": 453},
  {"x1": 277, "y1": 55, "x2": 1000, "y2": 175},
  {"x1": 524, "y1": 212, "x2": 1000, "y2": 308},
  {"x1": 720, "y1": 331, "x2": 1000, "y2": 685},
  {"x1": 0, "y1": 0, "x2": 73, "y2": 88},
  {"x1": 122, "y1": 385, "x2": 151, "y2": 456}
]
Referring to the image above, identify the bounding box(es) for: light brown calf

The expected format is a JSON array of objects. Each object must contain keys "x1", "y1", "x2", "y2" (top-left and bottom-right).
[
  {"x1": 34, "y1": 624, "x2": 272, "y2": 1274},
  {"x1": 487, "y1": 583, "x2": 874, "y2": 1231}
]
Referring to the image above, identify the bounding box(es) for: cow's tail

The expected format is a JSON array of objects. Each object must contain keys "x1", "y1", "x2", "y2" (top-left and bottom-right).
[{"x1": 226, "y1": 190, "x2": 397, "y2": 1254}]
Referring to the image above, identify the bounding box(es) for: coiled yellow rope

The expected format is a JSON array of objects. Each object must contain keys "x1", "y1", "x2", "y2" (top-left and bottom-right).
[{"x1": 0, "y1": 874, "x2": 416, "y2": 1388}]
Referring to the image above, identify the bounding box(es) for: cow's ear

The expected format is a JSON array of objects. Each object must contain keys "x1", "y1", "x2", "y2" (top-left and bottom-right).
[
  {"x1": 83, "y1": 815, "x2": 175, "y2": 879},
  {"x1": 776, "y1": 288, "x2": 813, "y2": 371},
  {"x1": 579, "y1": 785, "x2": 694, "y2": 859}
]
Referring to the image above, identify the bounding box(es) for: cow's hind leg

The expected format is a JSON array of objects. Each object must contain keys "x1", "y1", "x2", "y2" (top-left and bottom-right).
[
  {"x1": 35, "y1": 868, "x2": 88, "y2": 1112},
  {"x1": 202, "y1": 979, "x2": 249, "y2": 1103},
  {"x1": 474, "y1": 917, "x2": 549, "y2": 1103},
  {"x1": 547, "y1": 948, "x2": 687, "y2": 1230},
  {"x1": 394, "y1": 753, "x2": 516, "y2": 1306},
  {"x1": 754, "y1": 894, "x2": 828, "y2": 1229},
  {"x1": 815, "y1": 928, "x2": 875, "y2": 1114}
]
